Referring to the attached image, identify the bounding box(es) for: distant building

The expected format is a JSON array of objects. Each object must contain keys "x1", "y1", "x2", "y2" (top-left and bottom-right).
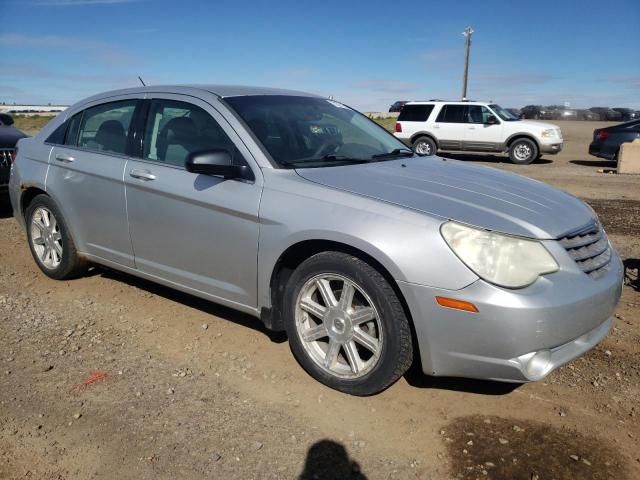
[{"x1": 0, "y1": 104, "x2": 68, "y2": 113}]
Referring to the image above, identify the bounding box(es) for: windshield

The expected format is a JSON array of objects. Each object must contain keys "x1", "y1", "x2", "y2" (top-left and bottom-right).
[
  {"x1": 224, "y1": 95, "x2": 412, "y2": 168},
  {"x1": 490, "y1": 104, "x2": 520, "y2": 121}
]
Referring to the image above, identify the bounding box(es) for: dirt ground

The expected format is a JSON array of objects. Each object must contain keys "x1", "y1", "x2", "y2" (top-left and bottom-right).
[{"x1": 1, "y1": 120, "x2": 638, "y2": 479}]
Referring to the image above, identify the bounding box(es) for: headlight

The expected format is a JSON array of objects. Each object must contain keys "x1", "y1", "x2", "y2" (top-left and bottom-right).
[
  {"x1": 440, "y1": 222, "x2": 559, "y2": 288},
  {"x1": 541, "y1": 129, "x2": 556, "y2": 138}
]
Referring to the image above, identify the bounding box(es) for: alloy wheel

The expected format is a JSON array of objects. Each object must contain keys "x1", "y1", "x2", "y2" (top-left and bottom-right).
[
  {"x1": 30, "y1": 207, "x2": 63, "y2": 269},
  {"x1": 295, "y1": 274, "x2": 383, "y2": 379}
]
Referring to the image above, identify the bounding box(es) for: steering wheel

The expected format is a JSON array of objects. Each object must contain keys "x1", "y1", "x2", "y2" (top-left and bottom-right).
[{"x1": 312, "y1": 141, "x2": 340, "y2": 158}]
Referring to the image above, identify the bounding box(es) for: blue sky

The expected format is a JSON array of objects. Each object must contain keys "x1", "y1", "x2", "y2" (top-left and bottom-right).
[{"x1": 1, "y1": 0, "x2": 638, "y2": 111}]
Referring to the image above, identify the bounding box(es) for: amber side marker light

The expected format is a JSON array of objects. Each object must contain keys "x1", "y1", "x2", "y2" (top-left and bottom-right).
[{"x1": 435, "y1": 296, "x2": 479, "y2": 313}]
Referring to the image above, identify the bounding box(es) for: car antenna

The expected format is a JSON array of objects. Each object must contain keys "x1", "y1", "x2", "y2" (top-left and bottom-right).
[{"x1": 138, "y1": 76, "x2": 146, "y2": 86}]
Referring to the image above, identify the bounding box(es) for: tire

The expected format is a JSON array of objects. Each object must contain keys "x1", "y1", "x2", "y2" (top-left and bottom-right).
[
  {"x1": 25, "y1": 194, "x2": 87, "y2": 280},
  {"x1": 412, "y1": 136, "x2": 436, "y2": 156},
  {"x1": 508, "y1": 138, "x2": 538, "y2": 165},
  {"x1": 283, "y1": 251, "x2": 413, "y2": 396}
]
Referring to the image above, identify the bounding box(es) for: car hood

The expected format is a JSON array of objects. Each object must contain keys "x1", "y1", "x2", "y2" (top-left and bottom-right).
[
  {"x1": 295, "y1": 156, "x2": 594, "y2": 239},
  {"x1": 0, "y1": 126, "x2": 28, "y2": 148},
  {"x1": 517, "y1": 120, "x2": 559, "y2": 130}
]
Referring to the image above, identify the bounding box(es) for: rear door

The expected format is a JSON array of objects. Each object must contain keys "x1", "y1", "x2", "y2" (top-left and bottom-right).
[
  {"x1": 124, "y1": 94, "x2": 262, "y2": 309},
  {"x1": 433, "y1": 104, "x2": 466, "y2": 150},
  {"x1": 463, "y1": 105, "x2": 504, "y2": 151},
  {"x1": 47, "y1": 97, "x2": 139, "y2": 267}
]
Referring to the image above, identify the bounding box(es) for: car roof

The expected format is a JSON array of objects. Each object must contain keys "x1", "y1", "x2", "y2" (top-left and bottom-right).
[
  {"x1": 78, "y1": 84, "x2": 321, "y2": 105},
  {"x1": 404, "y1": 100, "x2": 492, "y2": 105}
]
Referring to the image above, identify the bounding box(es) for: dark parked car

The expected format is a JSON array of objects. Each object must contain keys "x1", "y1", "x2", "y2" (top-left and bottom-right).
[
  {"x1": 520, "y1": 105, "x2": 542, "y2": 119},
  {"x1": 0, "y1": 113, "x2": 28, "y2": 192},
  {"x1": 389, "y1": 101, "x2": 408, "y2": 113},
  {"x1": 505, "y1": 108, "x2": 522, "y2": 118},
  {"x1": 612, "y1": 108, "x2": 638, "y2": 121},
  {"x1": 520, "y1": 105, "x2": 557, "y2": 120},
  {"x1": 577, "y1": 109, "x2": 600, "y2": 121},
  {"x1": 589, "y1": 119, "x2": 640, "y2": 161},
  {"x1": 589, "y1": 107, "x2": 623, "y2": 122}
]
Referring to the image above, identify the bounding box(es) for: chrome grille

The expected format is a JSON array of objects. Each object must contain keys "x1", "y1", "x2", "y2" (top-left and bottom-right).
[
  {"x1": 0, "y1": 148, "x2": 15, "y2": 168},
  {"x1": 559, "y1": 221, "x2": 611, "y2": 279}
]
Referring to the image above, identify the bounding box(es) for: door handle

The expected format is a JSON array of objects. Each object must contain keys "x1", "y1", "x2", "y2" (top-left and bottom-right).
[
  {"x1": 433, "y1": 125, "x2": 440, "y2": 129},
  {"x1": 129, "y1": 169, "x2": 156, "y2": 181},
  {"x1": 55, "y1": 153, "x2": 75, "y2": 163},
  {"x1": 468, "y1": 126, "x2": 476, "y2": 130}
]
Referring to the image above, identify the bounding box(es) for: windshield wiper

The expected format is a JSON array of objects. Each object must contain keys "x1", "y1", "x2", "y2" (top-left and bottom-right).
[
  {"x1": 370, "y1": 148, "x2": 414, "y2": 160},
  {"x1": 280, "y1": 155, "x2": 371, "y2": 168}
]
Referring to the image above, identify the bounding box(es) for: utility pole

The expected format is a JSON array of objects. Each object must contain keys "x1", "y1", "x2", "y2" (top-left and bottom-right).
[{"x1": 461, "y1": 26, "x2": 473, "y2": 100}]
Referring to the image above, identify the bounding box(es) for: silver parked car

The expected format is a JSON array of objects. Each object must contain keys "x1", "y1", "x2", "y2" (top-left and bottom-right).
[{"x1": 9, "y1": 85, "x2": 623, "y2": 395}]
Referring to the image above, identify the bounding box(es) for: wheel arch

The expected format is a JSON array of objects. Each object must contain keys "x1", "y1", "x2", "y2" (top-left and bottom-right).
[
  {"x1": 505, "y1": 133, "x2": 540, "y2": 151},
  {"x1": 409, "y1": 132, "x2": 439, "y2": 147},
  {"x1": 264, "y1": 239, "x2": 417, "y2": 346},
  {"x1": 20, "y1": 186, "x2": 48, "y2": 218}
]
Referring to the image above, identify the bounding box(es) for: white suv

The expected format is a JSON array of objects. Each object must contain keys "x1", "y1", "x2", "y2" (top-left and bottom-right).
[{"x1": 393, "y1": 101, "x2": 563, "y2": 164}]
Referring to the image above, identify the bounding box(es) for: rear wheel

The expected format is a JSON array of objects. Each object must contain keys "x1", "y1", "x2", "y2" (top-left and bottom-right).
[
  {"x1": 25, "y1": 194, "x2": 87, "y2": 280},
  {"x1": 412, "y1": 136, "x2": 436, "y2": 156},
  {"x1": 283, "y1": 251, "x2": 413, "y2": 396},
  {"x1": 508, "y1": 138, "x2": 538, "y2": 165}
]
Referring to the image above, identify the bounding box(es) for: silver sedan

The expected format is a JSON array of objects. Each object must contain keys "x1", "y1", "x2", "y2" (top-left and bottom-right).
[{"x1": 9, "y1": 85, "x2": 623, "y2": 395}]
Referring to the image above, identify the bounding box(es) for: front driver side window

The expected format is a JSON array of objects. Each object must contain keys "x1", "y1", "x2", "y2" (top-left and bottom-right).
[
  {"x1": 143, "y1": 100, "x2": 238, "y2": 168},
  {"x1": 466, "y1": 105, "x2": 493, "y2": 124}
]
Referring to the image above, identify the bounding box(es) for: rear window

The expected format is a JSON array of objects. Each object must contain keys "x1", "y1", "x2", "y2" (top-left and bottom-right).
[
  {"x1": 398, "y1": 104, "x2": 434, "y2": 122},
  {"x1": 436, "y1": 104, "x2": 466, "y2": 123}
]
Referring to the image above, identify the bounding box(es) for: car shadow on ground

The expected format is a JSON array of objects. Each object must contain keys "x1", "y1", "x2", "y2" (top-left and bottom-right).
[
  {"x1": 95, "y1": 266, "x2": 288, "y2": 344},
  {"x1": 623, "y1": 258, "x2": 639, "y2": 291},
  {"x1": 404, "y1": 365, "x2": 520, "y2": 395},
  {"x1": 570, "y1": 159, "x2": 616, "y2": 168},
  {"x1": 403, "y1": 355, "x2": 521, "y2": 395},
  {"x1": 0, "y1": 195, "x2": 13, "y2": 218},
  {"x1": 441, "y1": 153, "x2": 553, "y2": 165},
  {"x1": 299, "y1": 440, "x2": 367, "y2": 480}
]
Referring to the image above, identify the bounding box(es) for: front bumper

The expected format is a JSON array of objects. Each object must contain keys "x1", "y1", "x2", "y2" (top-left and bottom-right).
[
  {"x1": 398, "y1": 250, "x2": 623, "y2": 382},
  {"x1": 539, "y1": 142, "x2": 563, "y2": 155}
]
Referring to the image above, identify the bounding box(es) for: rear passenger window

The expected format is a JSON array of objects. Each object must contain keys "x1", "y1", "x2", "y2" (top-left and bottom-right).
[
  {"x1": 436, "y1": 105, "x2": 466, "y2": 123},
  {"x1": 143, "y1": 100, "x2": 237, "y2": 168},
  {"x1": 397, "y1": 105, "x2": 434, "y2": 122},
  {"x1": 77, "y1": 100, "x2": 137, "y2": 155}
]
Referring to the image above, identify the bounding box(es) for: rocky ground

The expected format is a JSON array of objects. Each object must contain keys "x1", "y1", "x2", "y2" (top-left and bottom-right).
[{"x1": 1, "y1": 120, "x2": 639, "y2": 479}]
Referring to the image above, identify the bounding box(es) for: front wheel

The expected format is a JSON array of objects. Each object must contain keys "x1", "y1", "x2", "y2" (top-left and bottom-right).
[
  {"x1": 283, "y1": 252, "x2": 413, "y2": 396},
  {"x1": 508, "y1": 138, "x2": 538, "y2": 165}
]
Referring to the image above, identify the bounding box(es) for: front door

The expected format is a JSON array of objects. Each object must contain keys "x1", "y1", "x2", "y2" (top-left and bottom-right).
[
  {"x1": 124, "y1": 95, "x2": 262, "y2": 309},
  {"x1": 47, "y1": 98, "x2": 138, "y2": 267},
  {"x1": 463, "y1": 105, "x2": 504, "y2": 151}
]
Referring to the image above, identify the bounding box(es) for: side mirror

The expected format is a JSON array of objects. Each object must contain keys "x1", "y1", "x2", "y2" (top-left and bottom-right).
[
  {"x1": 485, "y1": 115, "x2": 499, "y2": 125},
  {"x1": 185, "y1": 149, "x2": 250, "y2": 180},
  {"x1": 0, "y1": 113, "x2": 14, "y2": 126}
]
